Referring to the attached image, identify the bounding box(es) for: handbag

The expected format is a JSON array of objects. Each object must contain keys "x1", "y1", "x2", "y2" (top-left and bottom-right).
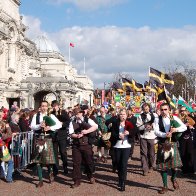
[
  {"x1": 101, "y1": 132, "x2": 111, "y2": 149},
  {"x1": 101, "y1": 132, "x2": 111, "y2": 141}
]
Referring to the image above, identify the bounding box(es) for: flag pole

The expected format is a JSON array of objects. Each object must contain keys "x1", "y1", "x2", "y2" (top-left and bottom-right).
[
  {"x1": 68, "y1": 45, "x2": 71, "y2": 64},
  {"x1": 84, "y1": 57, "x2": 86, "y2": 75}
]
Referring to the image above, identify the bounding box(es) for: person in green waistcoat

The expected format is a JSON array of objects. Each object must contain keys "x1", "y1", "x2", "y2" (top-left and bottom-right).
[{"x1": 96, "y1": 106, "x2": 111, "y2": 163}]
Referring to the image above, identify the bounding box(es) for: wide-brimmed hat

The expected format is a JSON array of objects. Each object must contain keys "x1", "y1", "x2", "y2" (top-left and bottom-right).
[
  {"x1": 73, "y1": 108, "x2": 85, "y2": 115},
  {"x1": 81, "y1": 105, "x2": 89, "y2": 110}
]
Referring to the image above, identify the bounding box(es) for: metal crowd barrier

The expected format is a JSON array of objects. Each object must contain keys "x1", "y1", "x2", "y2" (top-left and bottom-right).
[{"x1": 10, "y1": 131, "x2": 34, "y2": 170}]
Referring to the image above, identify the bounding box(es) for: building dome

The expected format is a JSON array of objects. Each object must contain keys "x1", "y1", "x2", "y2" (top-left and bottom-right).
[{"x1": 34, "y1": 35, "x2": 60, "y2": 53}]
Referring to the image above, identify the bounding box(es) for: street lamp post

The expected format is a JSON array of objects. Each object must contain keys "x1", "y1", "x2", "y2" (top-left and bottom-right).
[
  {"x1": 103, "y1": 82, "x2": 111, "y2": 103},
  {"x1": 104, "y1": 82, "x2": 106, "y2": 102}
]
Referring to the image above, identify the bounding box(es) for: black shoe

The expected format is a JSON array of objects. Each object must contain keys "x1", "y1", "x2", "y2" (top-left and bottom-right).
[
  {"x1": 117, "y1": 180, "x2": 121, "y2": 187},
  {"x1": 64, "y1": 168, "x2": 68, "y2": 175},
  {"x1": 53, "y1": 170, "x2": 59, "y2": 177},
  {"x1": 119, "y1": 181, "x2": 125, "y2": 191}
]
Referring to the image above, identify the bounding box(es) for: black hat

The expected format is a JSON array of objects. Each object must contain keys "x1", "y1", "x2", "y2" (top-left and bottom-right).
[
  {"x1": 51, "y1": 100, "x2": 59, "y2": 106},
  {"x1": 73, "y1": 108, "x2": 85, "y2": 115},
  {"x1": 81, "y1": 105, "x2": 89, "y2": 110}
]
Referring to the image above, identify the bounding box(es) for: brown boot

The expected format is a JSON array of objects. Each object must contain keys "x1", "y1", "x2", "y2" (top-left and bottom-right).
[
  {"x1": 49, "y1": 173, "x2": 54, "y2": 183},
  {"x1": 171, "y1": 179, "x2": 179, "y2": 190},
  {"x1": 143, "y1": 171, "x2": 148, "y2": 176},
  {"x1": 96, "y1": 157, "x2": 101, "y2": 163},
  {"x1": 158, "y1": 187, "x2": 168, "y2": 194},
  {"x1": 36, "y1": 181, "x2": 43, "y2": 188},
  {"x1": 71, "y1": 180, "x2": 80, "y2": 188},
  {"x1": 89, "y1": 177, "x2": 95, "y2": 184},
  {"x1": 101, "y1": 156, "x2": 107, "y2": 163}
]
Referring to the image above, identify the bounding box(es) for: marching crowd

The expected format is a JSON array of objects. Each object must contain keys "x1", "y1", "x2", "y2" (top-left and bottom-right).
[{"x1": 0, "y1": 100, "x2": 196, "y2": 194}]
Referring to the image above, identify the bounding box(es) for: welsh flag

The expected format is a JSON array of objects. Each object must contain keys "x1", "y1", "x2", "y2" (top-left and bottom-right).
[
  {"x1": 172, "y1": 95, "x2": 178, "y2": 107},
  {"x1": 178, "y1": 96, "x2": 193, "y2": 112}
]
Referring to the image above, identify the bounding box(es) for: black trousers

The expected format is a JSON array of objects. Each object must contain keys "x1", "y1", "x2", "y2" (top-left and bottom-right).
[
  {"x1": 72, "y1": 144, "x2": 94, "y2": 181},
  {"x1": 109, "y1": 147, "x2": 117, "y2": 170},
  {"x1": 179, "y1": 137, "x2": 194, "y2": 174},
  {"x1": 53, "y1": 139, "x2": 68, "y2": 173},
  {"x1": 114, "y1": 148, "x2": 130, "y2": 181}
]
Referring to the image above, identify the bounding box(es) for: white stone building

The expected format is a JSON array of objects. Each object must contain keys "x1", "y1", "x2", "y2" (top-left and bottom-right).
[{"x1": 0, "y1": 0, "x2": 94, "y2": 109}]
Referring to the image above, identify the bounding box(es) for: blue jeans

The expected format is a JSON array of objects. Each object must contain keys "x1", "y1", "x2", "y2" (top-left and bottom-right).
[{"x1": 0, "y1": 159, "x2": 14, "y2": 182}]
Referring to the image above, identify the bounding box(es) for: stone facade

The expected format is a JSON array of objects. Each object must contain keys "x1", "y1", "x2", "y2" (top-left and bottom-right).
[{"x1": 0, "y1": 0, "x2": 93, "y2": 109}]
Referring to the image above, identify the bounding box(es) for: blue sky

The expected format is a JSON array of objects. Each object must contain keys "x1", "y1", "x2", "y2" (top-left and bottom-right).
[
  {"x1": 21, "y1": 0, "x2": 196, "y2": 30},
  {"x1": 20, "y1": 0, "x2": 196, "y2": 87}
]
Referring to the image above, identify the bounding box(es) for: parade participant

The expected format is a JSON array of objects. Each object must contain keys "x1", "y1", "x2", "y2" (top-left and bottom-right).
[
  {"x1": 136, "y1": 103, "x2": 156, "y2": 176},
  {"x1": 191, "y1": 107, "x2": 196, "y2": 173},
  {"x1": 96, "y1": 106, "x2": 111, "y2": 163},
  {"x1": 178, "y1": 106, "x2": 195, "y2": 174},
  {"x1": 69, "y1": 108, "x2": 98, "y2": 188},
  {"x1": 50, "y1": 100, "x2": 70, "y2": 175},
  {"x1": 154, "y1": 103, "x2": 187, "y2": 194},
  {"x1": 127, "y1": 108, "x2": 138, "y2": 160},
  {"x1": 106, "y1": 108, "x2": 134, "y2": 191},
  {"x1": 30, "y1": 101, "x2": 62, "y2": 188},
  {"x1": 173, "y1": 109, "x2": 179, "y2": 117}
]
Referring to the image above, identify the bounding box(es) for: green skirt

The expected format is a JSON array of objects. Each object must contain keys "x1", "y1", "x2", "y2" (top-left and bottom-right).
[
  {"x1": 156, "y1": 142, "x2": 182, "y2": 170},
  {"x1": 33, "y1": 138, "x2": 56, "y2": 165}
]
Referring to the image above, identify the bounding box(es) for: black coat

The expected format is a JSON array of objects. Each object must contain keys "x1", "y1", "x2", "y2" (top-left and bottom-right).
[
  {"x1": 106, "y1": 117, "x2": 134, "y2": 146},
  {"x1": 51, "y1": 109, "x2": 70, "y2": 141}
]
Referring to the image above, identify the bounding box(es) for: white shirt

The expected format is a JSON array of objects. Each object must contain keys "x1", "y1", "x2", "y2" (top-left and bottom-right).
[
  {"x1": 137, "y1": 113, "x2": 156, "y2": 139},
  {"x1": 69, "y1": 117, "x2": 98, "y2": 135},
  {"x1": 113, "y1": 125, "x2": 131, "y2": 148},
  {"x1": 30, "y1": 113, "x2": 62, "y2": 131},
  {"x1": 154, "y1": 115, "x2": 187, "y2": 138}
]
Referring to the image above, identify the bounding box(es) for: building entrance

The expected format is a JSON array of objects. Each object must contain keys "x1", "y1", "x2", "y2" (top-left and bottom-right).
[{"x1": 34, "y1": 91, "x2": 57, "y2": 109}]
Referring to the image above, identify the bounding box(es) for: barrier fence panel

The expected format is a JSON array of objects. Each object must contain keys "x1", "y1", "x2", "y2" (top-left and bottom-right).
[{"x1": 10, "y1": 131, "x2": 34, "y2": 170}]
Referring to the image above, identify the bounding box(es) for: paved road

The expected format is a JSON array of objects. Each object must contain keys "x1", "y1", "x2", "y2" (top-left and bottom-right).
[{"x1": 0, "y1": 145, "x2": 195, "y2": 196}]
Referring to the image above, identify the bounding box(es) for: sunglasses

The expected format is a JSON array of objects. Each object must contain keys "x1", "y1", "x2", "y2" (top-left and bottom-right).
[
  {"x1": 161, "y1": 108, "x2": 168, "y2": 111},
  {"x1": 180, "y1": 110, "x2": 186, "y2": 112}
]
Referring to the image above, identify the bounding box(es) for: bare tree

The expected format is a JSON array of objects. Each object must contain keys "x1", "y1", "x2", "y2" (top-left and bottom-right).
[
  {"x1": 113, "y1": 72, "x2": 132, "y2": 82},
  {"x1": 166, "y1": 63, "x2": 196, "y2": 100}
]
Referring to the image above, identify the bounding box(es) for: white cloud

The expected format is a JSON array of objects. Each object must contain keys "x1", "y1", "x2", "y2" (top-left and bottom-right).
[
  {"x1": 22, "y1": 15, "x2": 46, "y2": 39},
  {"x1": 23, "y1": 15, "x2": 196, "y2": 88},
  {"x1": 47, "y1": 0, "x2": 126, "y2": 10}
]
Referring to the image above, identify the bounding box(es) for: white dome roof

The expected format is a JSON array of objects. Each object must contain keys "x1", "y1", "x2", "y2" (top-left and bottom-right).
[{"x1": 34, "y1": 35, "x2": 60, "y2": 53}]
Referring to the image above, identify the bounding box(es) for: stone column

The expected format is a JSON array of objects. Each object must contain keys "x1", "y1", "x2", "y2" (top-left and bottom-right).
[{"x1": 28, "y1": 91, "x2": 33, "y2": 108}]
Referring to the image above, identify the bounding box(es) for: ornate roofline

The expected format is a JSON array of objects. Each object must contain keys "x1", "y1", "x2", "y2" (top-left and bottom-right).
[{"x1": 13, "y1": 0, "x2": 21, "y2": 6}]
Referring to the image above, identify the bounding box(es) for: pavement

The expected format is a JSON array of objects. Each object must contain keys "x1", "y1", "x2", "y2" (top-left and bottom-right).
[{"x1": 0, "y1": 145, "x2": 195, "y2": 196}]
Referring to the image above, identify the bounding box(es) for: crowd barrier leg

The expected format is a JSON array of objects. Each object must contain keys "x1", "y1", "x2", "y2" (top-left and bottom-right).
[{"x1": 10, "y1": 131, "x2": 35, "y2": 172}]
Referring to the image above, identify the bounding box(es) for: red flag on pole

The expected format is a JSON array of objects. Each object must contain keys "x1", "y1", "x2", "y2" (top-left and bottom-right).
[{"x1": 70, "y1": 42, "x2": 74, "y2": 47}]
